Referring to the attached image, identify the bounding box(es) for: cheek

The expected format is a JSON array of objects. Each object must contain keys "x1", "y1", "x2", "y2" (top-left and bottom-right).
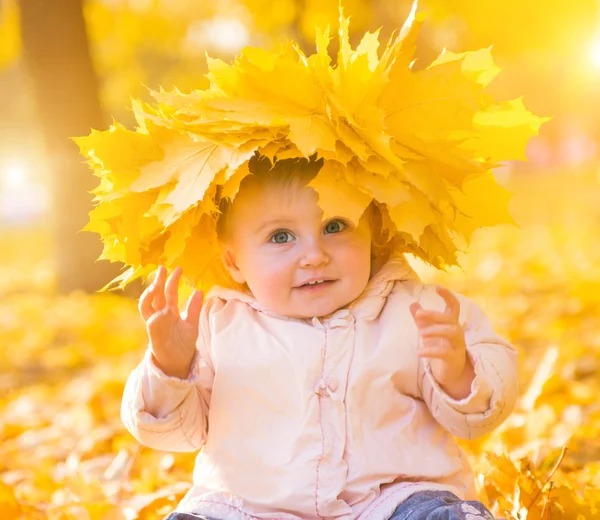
[
  {"x1": 241, "y1": 250, "x2": 296, "y2": 298},
  {"x1": 337, "y1": 235, "x2": 372, "y2": 268},
  {"x1": 351, "y1": 249, "x2": 372, "y2": 283}
]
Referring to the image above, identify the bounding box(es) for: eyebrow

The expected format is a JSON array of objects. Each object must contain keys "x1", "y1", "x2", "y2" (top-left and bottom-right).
[{"x1": 253, "y1": 218, "x2": 296, "y2": 235}]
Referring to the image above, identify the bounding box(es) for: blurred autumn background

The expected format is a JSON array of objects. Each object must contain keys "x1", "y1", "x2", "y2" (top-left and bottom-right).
[{"x1": 1, "y1": 0, "x2": 600, "y2": 518}]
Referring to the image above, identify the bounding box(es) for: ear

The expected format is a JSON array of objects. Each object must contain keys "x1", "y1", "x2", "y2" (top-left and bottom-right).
[{"x1": 221, "y1": 248, "x2": 246, "y2": 284}]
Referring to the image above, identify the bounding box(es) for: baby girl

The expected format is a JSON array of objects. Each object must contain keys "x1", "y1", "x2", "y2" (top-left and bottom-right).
[{"x1": 122, "y1": 154, "x2": 518, "y2": 520}]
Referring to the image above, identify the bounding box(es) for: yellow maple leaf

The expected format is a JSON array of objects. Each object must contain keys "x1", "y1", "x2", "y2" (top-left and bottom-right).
[
  {"x1": 145, "y1": 141, "x2": 252, "y2": 225},
  {"x1": 452, "y1": 172, "x2": 516, "y2": 243},
  {"x1": 461, "y1": 98, "x2": 551, "y2": 163},
  {"x1": 307, "y1": 160, "x2": 373, "y2": 225},
  {"x1": 74, "y1": 123, "x2": 163, "y2": 171},
  {"x1": 220, "y1": 160, "x2": 252, "y2": 200},
  {"x1": 0, "y1": 0, "x2": 21, "y2": 70},
  {"x1": 417, "y1": 224, "x2": 458, "y2": 268},
  {"x1": 430, "y1": 47, "x2": 502, "y2": 87},
  {"x1": 388, "y1": 196, "x2": 439, "y2": 241}
]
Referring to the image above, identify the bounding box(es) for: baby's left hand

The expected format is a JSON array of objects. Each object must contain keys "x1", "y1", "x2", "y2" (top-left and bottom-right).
[{"x1": 410, "y1": 287, "x2": 475, "y2": 400}]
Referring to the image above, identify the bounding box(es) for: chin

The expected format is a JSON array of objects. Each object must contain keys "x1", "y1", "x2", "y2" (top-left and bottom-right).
[
  {"x1": 298, "y1": 308, "x2": 336, "y2": 319},
  {"x1": 293, "y1": 298, "x2": 350, "y2": 319}
]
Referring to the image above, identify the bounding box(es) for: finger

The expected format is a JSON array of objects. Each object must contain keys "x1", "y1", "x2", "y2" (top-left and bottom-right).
[
  {"x1": 417, "y1": 346, "x2": 455, "y2": 359},
  {"x1": 139, "y1": 285, "x2": 156, "y2": 321},
  {"x1": 409, "y1": 302, "x2": 422, "y2": 318},
  {"x1": 146, "y1": 306, "x2": 178, "y2": 341},
  {"x1": 164, "y1": 266, "x2": 182, "y2": 315},
  {"x1": 184, "y1": 290, "x2": 204, "y2": 326},
  {"x1": 139, "y1": 267, "x2": 166, "y2": 319},
  {"x1": 418, "y1": 324, "x2": 463, "y2": 341},
  {"x1": 149, "y1": 265, "x2": 164, "y2": 285},
  {"x1": 413, "y1": 309, "x2": 456, "y2": 326},
  {"x1": 150, "y1": 266, "x2": 167, "y2": 310},
  {"x1": 436, "y1": 286, "x2": 460, "y2": 320},
  {"x1": 153, "y1": 265, "x2": 167, "y2": 286}
]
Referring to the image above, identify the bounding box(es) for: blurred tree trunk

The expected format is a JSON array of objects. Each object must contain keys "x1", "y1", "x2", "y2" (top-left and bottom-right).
[{"x1": 19, "y1": 0, "x2": 142, "y2": 297}]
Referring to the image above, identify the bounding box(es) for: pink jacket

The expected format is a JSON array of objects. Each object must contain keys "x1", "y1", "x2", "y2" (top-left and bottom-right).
[{"x1": 121, "y1": 252, "x2": 518, "y2": 520}]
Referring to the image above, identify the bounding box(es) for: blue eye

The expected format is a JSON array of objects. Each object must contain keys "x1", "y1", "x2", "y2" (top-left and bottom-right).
[
  {"x1": 270, "y1": 230, "x2": 294, "y2": 244},
  {"x1": 324, "y1": 220, "x2": 347, "y2": 234}
]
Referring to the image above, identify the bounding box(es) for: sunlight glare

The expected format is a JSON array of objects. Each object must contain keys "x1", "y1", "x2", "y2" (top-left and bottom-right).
[
  {"x1": 5, "y1": 166, "x2": 27, "y2": 189},
  {"x1": 0, "y1": 161, "x2": 50, "y2": 223},
  {"x1": 187, "y1": 17, "x2": 250, "y2": 54},
  {"x1": 592, "y1": 39, "x2": 600, "y2": 69},
  {"x1": 1, "y1": 163, "x2": 29, "y2": 192}
]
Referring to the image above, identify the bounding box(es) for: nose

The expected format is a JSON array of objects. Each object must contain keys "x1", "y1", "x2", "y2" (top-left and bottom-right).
[{"x1": 299, "y1": 235, "x2": 330, "y2": 268}]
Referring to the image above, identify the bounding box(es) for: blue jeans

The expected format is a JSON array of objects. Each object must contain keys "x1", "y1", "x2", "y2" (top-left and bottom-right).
[{"x1": 163, "y1": 490, "x2": 494, "y2": 520}]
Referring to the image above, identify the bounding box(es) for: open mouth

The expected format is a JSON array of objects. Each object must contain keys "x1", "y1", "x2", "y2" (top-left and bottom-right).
[{"x1": 298, "y1": 280, "x2": 335, "y2": 289}]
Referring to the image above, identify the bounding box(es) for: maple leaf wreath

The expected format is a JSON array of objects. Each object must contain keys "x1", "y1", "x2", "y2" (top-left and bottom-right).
[{"x1": 75, "y1": 1, "x2": 548, "y2": 294}]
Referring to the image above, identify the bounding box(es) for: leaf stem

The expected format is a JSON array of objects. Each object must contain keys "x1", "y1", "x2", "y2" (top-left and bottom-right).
[{"x1": 526, "y1": 446, "x2": 567, "y2": 510}]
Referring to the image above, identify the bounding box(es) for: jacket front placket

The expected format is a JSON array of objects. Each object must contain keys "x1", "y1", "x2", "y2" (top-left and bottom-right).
[{"x1": 311, "y1": 309, "x2": 356, "y2": 517}]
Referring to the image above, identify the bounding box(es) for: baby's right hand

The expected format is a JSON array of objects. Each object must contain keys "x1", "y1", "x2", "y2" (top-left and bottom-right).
[{"x1": 138, "y1": 266, "x2": 204, "y2": 379}]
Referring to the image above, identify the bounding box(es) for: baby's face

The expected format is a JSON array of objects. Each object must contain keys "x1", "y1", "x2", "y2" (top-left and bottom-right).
[{"x1": 221, "y1": 178, "x2": 372, "y2": 319}]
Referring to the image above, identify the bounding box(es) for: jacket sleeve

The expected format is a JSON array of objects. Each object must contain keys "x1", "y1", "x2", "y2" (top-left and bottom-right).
[
  {"x1": 416, "y1": 285, "x2": 519, "y2": 440},
  {"x1": 120, "y1": 300, "x2": 216, "y2": 452}
]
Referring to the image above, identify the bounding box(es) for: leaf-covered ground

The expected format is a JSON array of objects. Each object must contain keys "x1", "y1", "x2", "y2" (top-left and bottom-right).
[{"x1": 1, "y1": 169, "x2": 599, "y2": 519}]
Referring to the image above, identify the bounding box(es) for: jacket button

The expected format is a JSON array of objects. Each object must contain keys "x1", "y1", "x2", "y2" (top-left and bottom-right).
[
  {"x1": 326, "y1": 376, "x2": 339, "y2": 392},
  {"x1": 315, "y1": 376, "x2": 339, "y2": 398}
]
